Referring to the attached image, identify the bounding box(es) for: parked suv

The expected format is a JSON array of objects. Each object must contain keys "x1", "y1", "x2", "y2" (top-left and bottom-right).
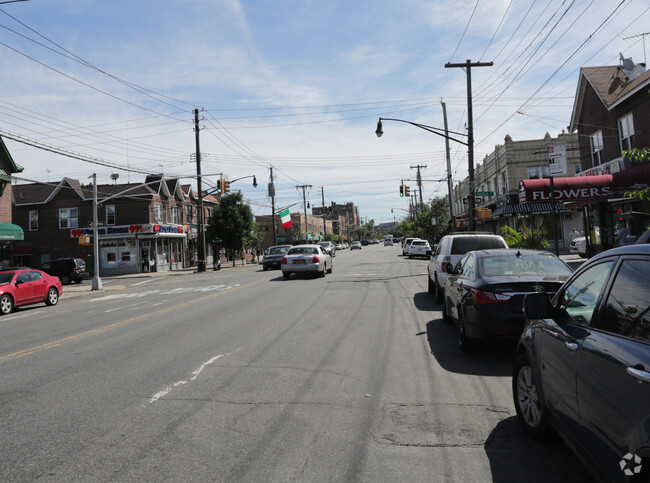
[
  {"x1": 427, "y1": 233, "x2": 508, "y2": 302},
  {"x1": 40, "y1": 258, "x2": 88, "y2": 285}
]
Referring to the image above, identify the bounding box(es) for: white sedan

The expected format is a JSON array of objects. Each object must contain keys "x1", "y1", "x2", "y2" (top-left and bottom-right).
[
  {"x1": 408, "y1": 239, "x2": 431, "y2": 259},
  {"x1": 281, "y1": 245, "x2": 333, "y2": 279}
]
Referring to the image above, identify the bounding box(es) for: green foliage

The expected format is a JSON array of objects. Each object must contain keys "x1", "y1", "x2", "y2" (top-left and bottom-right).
[
  {"x1": 205, "y1": 192, "x2": 254, "y2": 254},
  {"x1": 500, "y1": 225, "x2": 549, "y2": 250},
  {"x1": 245, "y1": 222, "x2": 265, "y2": 252},
  {"x1": 623, "y1": 148, "x2": 650, "y2": 201}
]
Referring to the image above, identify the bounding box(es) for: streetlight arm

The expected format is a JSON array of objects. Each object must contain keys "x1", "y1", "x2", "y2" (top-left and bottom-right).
[{"x1": 377, "y1": 117, "x2": 468, "y2": 146}]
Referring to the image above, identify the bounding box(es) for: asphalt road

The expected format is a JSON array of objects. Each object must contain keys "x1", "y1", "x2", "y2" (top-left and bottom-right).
[{"x1": 0, "y1": 246, "x2": 591, "y2": 482}]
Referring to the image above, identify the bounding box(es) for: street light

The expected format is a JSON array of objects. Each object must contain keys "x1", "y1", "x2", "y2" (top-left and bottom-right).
[{"x1": 376, "y1": 117, "x2": 466, "y2": 231}]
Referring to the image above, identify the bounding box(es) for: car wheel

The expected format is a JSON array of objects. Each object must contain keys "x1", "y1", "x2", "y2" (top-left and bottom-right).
[
  {"x1": 0, "y1": 294, "x2": 13, "y2": 315},
  {"x1": 457, "y1": 313, "x2": 473, "y2": 351},
  {"x1": 427, "y1": 274, "x2": 435, "y2": 294},
  {"x1": 513, "y1": 354, "x2": 551, "y2": 440},
  {"x1": 45, "y1": 287, "x2": 59, "y2": 306},
  {"x1": 74, "y1": 279, "x2": 82, "y2": 284},
  {"x1": 434, "y1": 276, "x2": 443, "y2": 304},
  {"x1": 283, "y1": 272, "x2": 291, "y2": 279},
  {"x1": 320, "y1": 265, "x2": 326, "y2": 277},
  {"x1": 60, "y1": 274, "x2": 71, "y2": 285},
  {"x1": 263, "y1": 265, "x2": 268, "y2": 271},
  {"x1": 327, "y1": 263, "x2": 333, "y2": 274},
  {"x1": 408, "y1": 255, "x2": 412, "y2": 259}
]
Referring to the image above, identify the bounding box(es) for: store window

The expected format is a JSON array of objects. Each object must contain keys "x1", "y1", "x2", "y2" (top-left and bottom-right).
[
  {"x1": 29, "y1": 210, "x2": 38, "y2": 231},
  {"x1": 590, "y1": 130, "x2": 604, "y2": 166},
  {"x1": 618, "y1": 113, "x2": 635, "y2": 152},
  {"x1": 106, "y1": 205, "x2": 115, "y2": 225},
  {"x1": 59, "y1": 208, "x2": 78, "y2": 229}
]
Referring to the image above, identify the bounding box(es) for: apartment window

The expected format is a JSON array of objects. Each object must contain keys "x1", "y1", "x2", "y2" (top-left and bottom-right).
[
  {"x1": 154, "y1": 204, "x2": 163, "y2": 223},
  {"x1": 105, "y1": 205, "x2": 115, "y2": 225},
  {"x1": 501, "y1": 172, "x2": 507, "y2": 193},
  {"x1": 618, "y1": 113, "x2": 635, "y2": 152},
  {"x1": 186, "y1": 204, "x2": 193, "y2": 222},
  {"x1": 29, "y1": 210, "x2": 38, "y2": 231},
  {"x1": 170, "y1": 206, "x2": 178, "y2": 225},
  {"x1": 527, "y1": 166, "x2": 550, "y2": 179},
  {"x1": 590, "y1": 130, "x2": 604, "y2": 166},
  {"x1": 574, "y1": 163, "x2": 582, "y2": 175},
  {"x1": 59, "y1": 208, "x2": 78, "y2": 229},
  {"x1": 493, "y1": 176, "x2": 498, "y2": 197}
]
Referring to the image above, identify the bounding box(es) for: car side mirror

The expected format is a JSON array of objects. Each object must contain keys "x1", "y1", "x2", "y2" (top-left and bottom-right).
[
  {"x1": 523, "y1": 292, "x2": 552, "y2": 319},
  {"x1": 444, "y1": 263, "x2": 455, "y2": 274}
]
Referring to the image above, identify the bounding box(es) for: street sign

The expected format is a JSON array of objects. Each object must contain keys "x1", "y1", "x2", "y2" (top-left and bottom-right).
[
  {"x1": 475, "y1": 191, "x2": 493, "y2": 196},
  {"x1": 548, "y1": 144, "x2": 567, "y2": 175}
]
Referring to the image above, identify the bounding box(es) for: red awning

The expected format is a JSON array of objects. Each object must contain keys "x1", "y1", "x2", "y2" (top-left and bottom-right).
[{"x1": 518, "y1": 162, "x2": 650, "y2": 203}]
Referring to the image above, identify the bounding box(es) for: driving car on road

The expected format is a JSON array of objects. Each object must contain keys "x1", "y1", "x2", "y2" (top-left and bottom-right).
[
  {"x1": 281, "y1": 244, "x2": 332, "y2": 279},
  {"x1": 513, "y1": 243, "x2": 650, "y2": 482},
  {"x1": 428, "y1": 232, "x2": 508, "y2": 303},
  {"x1": 262, "y1": 245, "x2": 292, "y2": 270},
  {"x1": 443, "y1": 249, "x2": 572, "y2": 350},
  {"x1": 0, "y1": 269, "x2": 62, "y2": 315},
  {"x1": 408, "y1": 239, "x2": 431, "y2": 259},
  {"x1": 317, "y1": 241, "x2": 336, "y2": 257}
]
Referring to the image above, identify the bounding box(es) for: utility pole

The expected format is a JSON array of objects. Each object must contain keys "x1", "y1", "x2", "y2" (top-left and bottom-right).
[
  {"x1": 321, "y1": 187, "x2": 327, "y2": 237},
  {"x1": 411, "y1": 164, "x2": 426, "y2": 217},
  {"x1": 194, "y1": 108, "x2": 206, "y2": 272},
  {"x1": 441, "y1": 101, "x2": 455, "y2": 233},
  {"x1": 269, "y1": 166, "x2": 277, "y2": 246},
  {"x1": 445, "y1": 59, "x2": 493, "y2": 231},
  {"x1": 296, "y1": 184, "x2": 312, "y2": 241}
]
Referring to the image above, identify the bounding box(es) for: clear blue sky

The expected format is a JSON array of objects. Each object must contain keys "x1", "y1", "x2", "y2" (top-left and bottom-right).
[{"x1": 1, "y1": 0, "x2": 648, "y2": 224}]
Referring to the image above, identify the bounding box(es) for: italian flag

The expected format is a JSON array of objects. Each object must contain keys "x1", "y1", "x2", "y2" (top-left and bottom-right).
[{"x1": 280, "y1": 209, "x2": 292, "y2": 228}]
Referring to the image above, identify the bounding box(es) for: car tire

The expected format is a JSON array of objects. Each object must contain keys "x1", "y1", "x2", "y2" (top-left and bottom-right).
[
  {"x1": 283, "y1": 272, "x2": 291, "y2": 279},
  {"x1": 408, "y1": 255, "x2": 412, "y2": 259},
  {"x1": 0, "y1": 294, "x2": 13, "y2": 315},
  {"x1": 45, "y1": 287, "x2": 59, "y2": 306},
  {"x1": 427, "y1": 274, "x2": 435, "y2": 294},
  {"x1": 263, "y1": 265, "x2": 268, "y2": 271},
  {"x1": 327, "y1": 263, "x2": 333, "y2": 274},
  {"x1": 434, "y1": 276, "x2": 443, "y2": 304},
  {"x1": 457, "y1": 313, "x2": 473, "y2": 351},
  {"x1": 74, "y1": 279, "x2": 82, "y2": 284},
  {"x1": 513, "y1": 353, "x2": 551, "y2": 440},
  {"x1": 320, "y1": 265, "x2": 326, "y2": 277},
  {"x1": 60, "y1": 274, "x2": 71, "y2": 285}
]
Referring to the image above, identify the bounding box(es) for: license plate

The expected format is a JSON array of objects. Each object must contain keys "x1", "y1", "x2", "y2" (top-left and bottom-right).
[{"x1": 293, "y1": 260, "x2": 305, "y2": 264}]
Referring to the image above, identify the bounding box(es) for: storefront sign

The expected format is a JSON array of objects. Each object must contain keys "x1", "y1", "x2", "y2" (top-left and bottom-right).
[{"x1": 71, "y1": 224, "x2": 185, "y2": 238}]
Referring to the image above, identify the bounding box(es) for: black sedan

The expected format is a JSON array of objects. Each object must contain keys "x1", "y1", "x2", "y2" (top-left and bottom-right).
[
  {"x1": 262, "y1": 245, "x2": 292, "y2": 271},
  {"x1": 442, "y1": 249, "x2": 573, "y2": 350},
  {"x1": 514, "y1": 243, "x2": 650, "y2": 482}
]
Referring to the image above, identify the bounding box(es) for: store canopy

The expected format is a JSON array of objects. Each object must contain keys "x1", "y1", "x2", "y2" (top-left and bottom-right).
[
  {"x1": 492, "y1": 201, "x2": 568, "y2": 217},
  {"x1": 0, "y1": 223, "x2": 24, "y2": 240},
  {"x1": 518, "y1": 162, "x2": 650, "y2": 203}
]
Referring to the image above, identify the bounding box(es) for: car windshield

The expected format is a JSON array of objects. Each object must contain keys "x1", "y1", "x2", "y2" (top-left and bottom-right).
[
  {"x1": 451, "y1": 237, "x2": 505, "y2": 255},
  {"x1": 0, "y1": 272, "x2": 15, "y2": 284},
  {"x1": 289, "y1": 247, "x2": 318, "y2": 255},
  {"x1": 412, "y1": 241, "x2": 428, "y2": 246},
  {"x1": 480, "y1": 255, "x2": 572, "y2": 277},
  {"x1": 268, "y1": 247, "x2": 289, "y2": 255}
]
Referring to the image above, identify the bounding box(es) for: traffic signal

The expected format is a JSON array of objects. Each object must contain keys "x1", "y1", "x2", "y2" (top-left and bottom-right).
[
  {"x1": 224, "y1": 180, "x2": 231, "y2": 193},
  {"x1": 404, "y1": 185, "x2": 410, "y2": 197},
  {"x1": 399, "y1": 184, "x2": 404, "y2": 197},
  {"x1": 216, "y1": 179, "x2": 224, "y2": 193}
]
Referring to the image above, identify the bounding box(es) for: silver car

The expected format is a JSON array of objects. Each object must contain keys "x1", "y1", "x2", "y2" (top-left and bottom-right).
[
  {"x1": 281, "y1": 245, "x2": 332, "y2": 279},
  {"x1": 262, "y1": 245, "x2": 292, "y2": 270}
]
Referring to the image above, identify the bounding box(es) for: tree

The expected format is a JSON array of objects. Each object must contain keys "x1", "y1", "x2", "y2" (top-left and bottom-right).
[
  {"x1": 205, "y1": 192, "x2": 254, "y2": 267},
  {"x1": 624, "y1": 147, "x2": 650, "y2": 200},
  {"x1": 500, "y1": 224, "x2": 549, "y2": 249},
  {"x1": 245, "y1": 222, "x2": 265, "y2": 261}
]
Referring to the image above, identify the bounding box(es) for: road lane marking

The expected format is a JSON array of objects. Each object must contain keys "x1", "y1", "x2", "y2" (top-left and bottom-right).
[
  {"x1": 149, "y1": 354, "x2": 226, "y2": 403},
  {"x1": 0, "y1": 282, "x2": 254, "y2": 364},
  {"x1": 131, "y1": 279, "x2": 153, "y2": 286}
]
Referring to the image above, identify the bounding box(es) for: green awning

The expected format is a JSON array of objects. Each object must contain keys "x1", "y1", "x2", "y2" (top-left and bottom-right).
[{"x1": 0, "y1": 223, "x2": 24, "y2": 240}]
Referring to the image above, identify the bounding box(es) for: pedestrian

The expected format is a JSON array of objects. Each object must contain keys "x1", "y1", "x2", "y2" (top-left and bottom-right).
[
  {"x1": 570, "y1": 228, "x2": 580, "y2": 241},
  {"x1": 617, "y1": 223, "x2": 629, "y2": 246}
]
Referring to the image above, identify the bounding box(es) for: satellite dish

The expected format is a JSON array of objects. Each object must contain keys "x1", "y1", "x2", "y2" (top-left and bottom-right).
[
  {"x1": 111, "y1": 173, "x2": 119, "y2": 185},
  {"x1": 619, "y1": 53, "x2": 644, "y2": 80}
]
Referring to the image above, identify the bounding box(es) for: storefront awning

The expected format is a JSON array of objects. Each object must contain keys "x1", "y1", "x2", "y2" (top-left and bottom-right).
[
  {"x1": 518, "y1": 162, "x2": 650, "y2": 203},
  {"x1": 492, "y1": 201, "x2": 568, "y2": 217},
  {"x1": 0, "y1": 223, "x2": 24, "y2": 240}
]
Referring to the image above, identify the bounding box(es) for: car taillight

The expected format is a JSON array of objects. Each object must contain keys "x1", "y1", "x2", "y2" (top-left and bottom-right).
[
  {"x1": 471, "y1": 289, "x2": 510, "y2": 304},
  {"x1": 73, "y1": 267, "x2": 79, "y2": 273},
  {"x1": 312, "y1": 256, "x2": 320, "y2": 263},
  {"x1": 281, "y1": 256, "x2": 287, "y2": 264}
]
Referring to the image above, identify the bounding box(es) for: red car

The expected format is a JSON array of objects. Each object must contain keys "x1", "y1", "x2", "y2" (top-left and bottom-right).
[{"x1": 0, "y1": 269, "x2": 62, "y2": 315}]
